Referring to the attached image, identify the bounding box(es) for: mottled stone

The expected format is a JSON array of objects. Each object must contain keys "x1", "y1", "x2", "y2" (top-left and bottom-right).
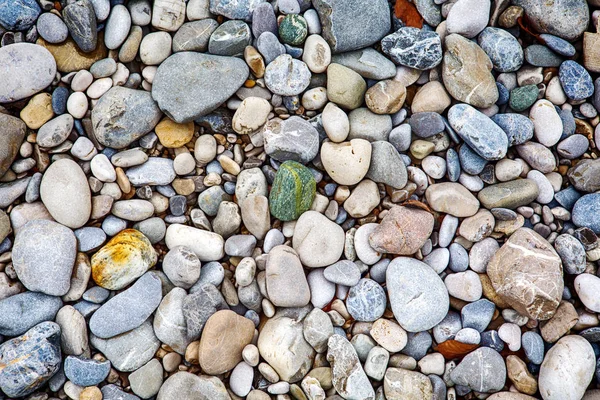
[
  {"x1": 173, "y1": 20, "x2": 218, "y2": 52},
  {"x1": 327, "y1": 334, "x2": 375, "y2": 400},
  {"x1": 269, "y1": 161, "x2": 316, "y2": 222},
  {"x1": 0, "y1": 322, "x2": 61, "y2": 398},
  {"x1": 387, "y1": 257, "x2": 449, "y2": 332},
  {"x1": 330, "y1": 48, "x2": 396, "y2": 80},
  {"x1": 448, "y1": 104, "x2": 508, "y2": 161},
  {"x1": 264, "y1": 54, "x2": 311, "y2": 96},
  {"x1": 199, "y1": 310, "x2": 255, "y2": 375},
  {"x1": 64, "y1": 356, "x2": 110, "y2": 386},
  {"x1": 491, "y1": 113, "x2": 534, "y2": 146},
  {"x1": 513, "y1": 0, "x2": 589, "y2": 41},
  {"x1": 381, "y1": 27, "x2": 442, "y2": 70},
  {"x1": 13, "y1": 220, "x2": 76, "y2": 296},
  {"x1": 0, "y1": 0, "x2": 41, "y2": 30},
  {"x1": 91, "y1": 229, "x2": 158, "y2": 290},
  {"x1": 384, "y1": 368, "x2": 433, "y2": 399},
  {"x1": 36, "y1": 36, "x2": 107, "y2": 73},
  {"x1": 478, "y1": 27, "x2": 524, "y2": 72},
  {"x1": 92, "y1": 87, "x2": 162, "y2": 149},
  {"x1": 346, "y1": 278, "x2": 386, "y2": 322},
  {"x1": 209, "y1": 20, "x2": 251, "y2": 56},
  {"x1": 443, "y1": 34, "x2": 498, "y2": 108},
  {"x1": 263, "y1": 117, "x2": 319, "y2": 164},
  {"x1": 559, "y1": 60, "x2": 594, "y2": 101},
  {"x1": 369, "y1": 206, "x2": 433, "y2": 255},
  {"x1": 153, "y1": 288, "x2": 189, "y2": 354},
  {"x1": 152, "y1": 52, "x2": 249, "y2": 123},
  {"x1": 313, "y1": 0, "x2": 390, "y2": 53},
  {"x1": 487, "y1": 228, "x2": 563, "y2": 320},
  {"x1": 183, "y1": 283, "x2": 228, "y2": 340},
  {"x1": 209, "y1": 0, "x2": 266, "y2": 21},
  {"x1": 0, "y1": 292, "x2": 62, "y2": 337}
]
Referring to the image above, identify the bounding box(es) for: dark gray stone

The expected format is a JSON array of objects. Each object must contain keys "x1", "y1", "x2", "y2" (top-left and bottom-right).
[
  {"x1": 208, "y1": 20, "x2": 251, "y2": 56},
  {"x1": 540, "y1": 33, "x2": 576, "y2": 56},
  {"x1": 409, "y1": 112, "x2": 445, "y2": 138},
  {"x1": 415, "y1": 0, "x2": 441, "y2": 26},
  {"x1": 0, "y1": 322, "x2": 62, "y2": 398},
  {"x1": 524, "y1": 44, "x2": 563, "y2": 67},
  {"x1": 92, "y1": 87, "x2": 163, "y2": 149},
  {"x1": 554, "y1": 234, "x2": 586, "y2": 274},
  {"x1": 401, "y1": 331, "x2": 432, "y2": 360},
  {"x1": 152, "y1": 52, "x2": 249, "y2": 123},
  {"x1": 63, "y1": 0, "x2": 97, "y2": 52},
  {"x1": 0, "y1": 292, "x2": 62, "y2": 336},
  {"x1": 312, "y1": 0, "x2": 390, "y2": 53},
  {"x1": 381, "y1": 27, "x2": 443, "y2": 70},
  {"x1": 89, "y1": 272, "x2": 162, "y2": 338},
  {"x1": 433, "y1": 311, "x2": 462, "y2": 343},
  {"x1": 64, "y1": 355, "x2": 110, "y2": 386}
]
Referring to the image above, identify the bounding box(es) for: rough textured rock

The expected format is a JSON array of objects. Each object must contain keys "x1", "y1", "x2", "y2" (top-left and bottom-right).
[
  {"x1": 92, "y1": 87, "x2": 163, "y2": 149},
  {"x1": 0, "y1": 114, "x2": 26, "y2": 177},
  {"x1": 381, "y1": 27, "x2": 443, "y2": 70},
  {"x1": 487, "y1": 228, "x2": 563, "y2": 320},
  {"x1": 327, "y1": 334, "x2": 375, "y2": 400},
  {"x1": 369, "y1": 206, "x2": 434, "y2": 255},
  {"x1": 384, "y1": 368, "x2": 433, "y2": 400}
]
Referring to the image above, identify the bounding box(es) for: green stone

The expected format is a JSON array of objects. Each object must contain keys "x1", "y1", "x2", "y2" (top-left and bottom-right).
[
  {"x1": 509, "y1": 84, "x2": 538, "y2": 112},
  {"x1": 278, "y1": 14, "x2": 308, "y2": 46},
  {"x1": 269, "y1": 161, "x2": 316, "y2": 221}
]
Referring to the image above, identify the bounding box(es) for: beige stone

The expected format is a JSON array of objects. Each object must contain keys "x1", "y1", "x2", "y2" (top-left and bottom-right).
[
  {"x1": 327, "y1": 63, "x2": 366, "y2": 110},
  {"x1": 506, "y1": 355, "x2": 537, "y2": 395},
  {"x1": 37, "y1": 36, "x2": 108, "y2": 73},
  {"x1": 198, "y1": 310, "x2": 255, "y2": 375},
  {"x1": 232, "y1": 97, "x2": 271, "y2": 134},
  {"x1": 584, "y1": 32, "x2": 600, "y2": 73},
  {"x1": 370, "y1": 319, "x2": 407, "y2": 353},
  {"x1": 459, "y1": 209, "x2": 495, "y2": 242},
  {"x1": 411, "y1": 81, "x2": 451, "y2": 114},
  {"x1": 384, "y1": 368, "x2": 432, "y2": 400},
  {"x1": 369, "y1": 206, "x2": 434, "y2": 255},
  {"x1": 20, "y1": 93, "x2": 53, "y2": 129},
  {"x1": 487, "y1": 228, "x2": 563, "y2": 320},
  {"x1": 365, "y1": 80, "x2": 406, "y2": 115},
  {"x1": 540, "y1": 300, "x2": 579, "y2": 343},
  {"x1": 442, "y1": 34, "x2": 498, "y2": 108},
  {"x1": 321, "y1": 139, "x2": 371, "y2": 185},
  {"x1": 425, "y1": 182, "x2": 480, "y2": 217},
  {"x1": 155, "y1": 117, "x2": 194, "y2": 148}
]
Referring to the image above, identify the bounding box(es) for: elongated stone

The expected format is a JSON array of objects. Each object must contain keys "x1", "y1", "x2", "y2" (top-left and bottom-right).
[{"x1": 269, "y1": 161, "x2": 316, "y2": 221}]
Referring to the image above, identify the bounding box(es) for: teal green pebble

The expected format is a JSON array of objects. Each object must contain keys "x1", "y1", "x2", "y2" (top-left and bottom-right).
[
  {"x1": 509, "y1": 84, "x2": 538, "y2": 112},
  {"x1": 269, "y1": 160, "x2": 316, "y2": 221},
  {"x1": 278, "y1": 14, "x2": 308, "y2": 46}
]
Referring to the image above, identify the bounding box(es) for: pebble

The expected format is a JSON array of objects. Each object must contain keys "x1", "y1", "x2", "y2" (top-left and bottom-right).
[
  {"x1": 265, "y1": 54, "x2": 311, "y2": 96},
  {"x1": 381, "y1": 27, "x2": 442, "y2": 70},
  {"x1": 152, "y1": 52, "x2": 248, "y2": 123},
  {"x1": 326, "y1": 63, "x2": 367, "y2": 109},
  {"x1": 324, "y1": 260, "x2": 361, "y2": 286},
  {"x1": 264, "y1": 117, "x2": 319, "y2": 163},
  {"x1": 157, "y1": 372, "x2": 229, "y2": 400},
  {"x1": 321, "y1": 139, "x2": 372, "y2": 185},
  {"x1": 559, "y1": 60, "x2": 594, "y2": 101},
  {"x1": 64, "y1": 356, "x2": 110, "y2": 386},
  {"x1": 37, "y1": 12, "x2": 69, "y2": 44},
  {"x1": 0, "y1": 291, "x2": 62, "y2": 337},
  {"x1": 450, "y1": 347, "x2": 506, "y2": 392},
  {"x1": 266, "y1": 245, "x2": 310, "y2": 307},
  {"x1": 446, "y1": 0, "x2": 490, "y2": 38},
  {"x1": 369, "y1": 205, "x2": 433, "y2": 255},
  {"x1": 0, "y1": 0, "x2": 40, "y2": 31},
  {"x1": 293, "y1": 211, "x2": 344, "y2": 267},
  {"x1": 425, "y1": 182, "x2": 480, "y2": 217},
  {"x1": 477, "y1": 179, "x2": 540, "y2": 210},
  {"x1": 129, "y1": 359, "x2": 163, "y2": 399},
  {"x1": 269, "y1": 161, "x2": 316, "y2": 221},
  {"x1": 514, "y1": 0, "x2": 589, "y2": 41},
  {"x1": 478, "y1": 27, "x2": 524, "y2": 72},
  {"x1": 387, "y1": 257, "x2": 449, "y2": 332},
  {"x1": 330, "y1": 48, "x2": 396, "y2": 80},
  {"x1": 346, "y1": 278, "x2": 386, "y2": 322},
  {"x1": 327, "y1": 334, "x2": 375, "y2": 399}
]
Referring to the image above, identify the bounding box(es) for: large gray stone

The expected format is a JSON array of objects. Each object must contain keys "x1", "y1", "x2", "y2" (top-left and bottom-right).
[
  {"x1": 92, "y1": 87, "x2": 162, "y2": 149},
  {"x1": 12, "y1": 220, "x2": 76, "y2": 296},
  {"x1": 152, "y1": 52, "x2": 249, "y2": 123}
]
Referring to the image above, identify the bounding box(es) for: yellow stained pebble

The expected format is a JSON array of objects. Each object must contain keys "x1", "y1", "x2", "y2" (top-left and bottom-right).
[
  {"x1": 155, "y1": 117, "x2": 195, "y2": 148},
  {"x1": 20, "y1": 93, "x2": 54, "y2": 129}
]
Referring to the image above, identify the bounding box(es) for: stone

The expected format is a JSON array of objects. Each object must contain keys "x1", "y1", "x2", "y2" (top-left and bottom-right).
[
  {"x1": 412, "y1": 81, "x2": 451, "y2": 114},
  {"x1": 279, "y1": 14, "x2": 307, "y2": 46},
  {"x1": 443, "y1": 34, "x2": 498, "y2": 108},
  {"x1": 198, "y1": 310, "x2": 255, "y2": 374},
  {"x1": 530, "y1": 99, "x2": 563, "y2": 147},
  {"x1": 0, "y1": 0, "x2": 40, "y2": 30},
  {"x1": 478, "y1": 27, "x2": 524, "y2": 72},
  {"x1": 183, "y1": 283, "x2": 228, "y2": 340},
  {"x1": 104, "y1": 4, "x2": 130, "y2": 50},
  {"x1": 129, "y1": 359, "x2": 163, "y2": 399},
  {"x1": 448, "y1": 103, "x2": 507, "y2": 162},
  {"x1": 154, "y1": 118, "x2": 194, "y2": 148},
  {"x1": 266, "y1": 245, "x2": 310, "y2": 307},
  {"x1": 111, "y1": 200, "x2": 154, "y2": 222},
  {"x1": 263, "y1": 117, "x2": 319, "y2": 164},
  {"x1": 63, "y1": 0, "x2": 97, "y2": 52},
  {"x1": 157, "y1": 372, "x2": 230, "y2": 400},
  {"x1": 303, "y1": 34, "x2": 331, "y2": 73},
  {"x1": 0, "y1": 292, "x2": 62, "y2": 337},
  {"x1": 173, "y1": 20, "x2": 218, "y2": 52},
  {"x1": 459, "y1": 209, "x2": 495, "y2": 242},
  {"x1": 293, "y1": 211, "x2": 345, "y2": 268},
  {"x1": 387, "y1": 257, "x2": 449, "y2": 332},
  {"x1": 89, "y1": 272, "x2": 162, "y2": 338},
  {"x1": 559, "y1": 60, "x2": 594, "y2": 101},
  {"x1": 0, "y1": 43, "x2": 56, "y2": 104},
  {"x1": 152, "y1": 52, "x2": 248, "y2": 123},
  {"x1": 126, "y1": 157, "x2": 176, "y2": 186},
  {"x1": 330, "y1": 48, "x2": 396, "y2": 80},
  {"x1": 326, "y1": 63, "x2": 367, "y2": 109},
  {"x1": 510, "y1": 85, "x2": 539, "y2": 112},
  {"x1": 13, "y1": 220, "x2": 76, "y2": 296},
  {"x1": 90, "y1": 319, "x2": 160, "y2": 371},
  {"x1": 37, "y1": 114, "x2": 74, "y2": 148},
  {"x1": 92, "y1": 87, "x2": 162, "y2": 149},
  {"x1": 539, "y1": 335, "x2": 595, "y2": 400},
  {"x1": 369, "y1": 206, "x2": 433, "y2": 255},
  {"x1": 487, "y1": 228, "x2": 563, "y2": 320},
  {"x1": 491, "y1": 113, "x2": 534, "y2": 146},
  {"x1": 554, "y1": 234, "x2": 586, "y2": 274},
  {"x1": 323, "y1": 260, "x2": 360, "y2": 286},
  {"x1": 165, "y1": 224, "x2": 225, "y2": 261},
  {"x1": 91, "y1": 229, "x2": 158, "y2": 290},
  {"x1": 20, "y1": 93, "x2": 53, "y2": 130},
  {"x1": 384, "y1": 368, "x2": 433, "y2": 399},
  {"x1": 425, "y1": 182, "x2": 480, "y2": 217},
  {"x1": 152, "y1": 0, "x2": 185, "y2": 30},
  {"x1": 450, "y1": 347, "x2": 506, "y2": 393},
  {"x1": 540, "y1": 301, "x2": 578, "y2": 343},
  {"x1": 258, "y1": 312, "x2": 315, "y2": 382},
  {"x1": 321, "y1": 139, "x2": 371, "y2": 185},
  {"x1": 522, "y1": 331, "x2": 544, "y2": 364},
  {"x1": 346, "y1": 278, "x2": 386, "y2": 321},
  {"x1": 513, "y1": 0, "x2": 589, "y2": 41},
  {"x1": 64, "y1": 356, "x2": 110, "y2": 386},
  {"x1": 0, "y1": 114, "x2": 26, "y2": 177},
  {"x1": 312, "y1": 0, "x2": 390, "y2": 53},
  {"x1": 381, "y1": 27, "x2": 443, "y2": 70},
  {"x1": 365, "y1": 141, "x2": 407, "y2": 189},
  {"x1": 264, "y1": 54, "x2": 311, "y2": 96},
  {"x1": 0, "y1": 322, "x2": 61, "y2": 398},
  {"x1": 327, "y1": 334, "x2": 375, "y2": 400},
  {"x1": 153, "y1": 288, "x2": 189, "y2": 354},
  {"x1": 446, "y1": 0, "x2": 490, "y2": 37},
  {"x1": 37, "y1": 36, "x2": 107, "y2": 73},
  {"x1": 574, "y1": 274, "x2": 600, "y2": 312},
  {"x1": 232, "y1": 97, "x2": 271, "y2": 135},
  {"x1": 101, "y1": 384, "x2": 140, "y2": 400},
  {"x1": 163, "y1": 246, "x2": 201, "y2": 289},
  {"x1": 269, "y1": 161, "x2": 316, "y2": 221},
  {"x1": 524, "y1": 45, "x2": 564, "y2": 67},
  {"x1": 478, "y1": 179, "x2": 540, "y2": 210},
  {"x1": 209, "y1": 0, "x2": 266, "y2": 21},
  {"x1": 365, "y1": 79, "x2": 406, "y2": 115}
]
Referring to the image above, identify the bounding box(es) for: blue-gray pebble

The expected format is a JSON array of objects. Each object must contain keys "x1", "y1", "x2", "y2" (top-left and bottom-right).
[
  {"x1": 559, "y1": 60, "x2": 594, "y2": 101},
  {"x1": 346, "y1": 278, "x2": 386, "y2": 322},
  {"x1": 0, "y1": 292, "x2": 62, "y2": 336},
  {"x1": 491, "y1": 113, "x2": 534, "y2": 146},
  {"x1": 461, "y1": 299, "x2": 495, "y2": 332},
  {"x1": 522, "y1": 331, "x2": 544, "y2": 364},
  {"x1": 540, "y1": 33, "x2": 576, "y2": 57},
  {"x1": 64, "y1": 356, "x2": 111, "y2": 386},
  {"x1": 477, "y1": 27, "x2": 523, "y2": 72},
  {"x1": 458, "y1": 144, "x2": 488, "y2": 175},
  {"x1": 573, "y1": 194, "x2": 600, "y2": 233}
]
